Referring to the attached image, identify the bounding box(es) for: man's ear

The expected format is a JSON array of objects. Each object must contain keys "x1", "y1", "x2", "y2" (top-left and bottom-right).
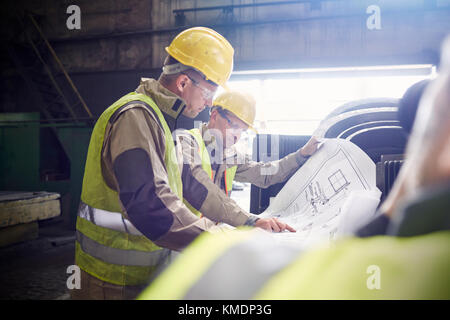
[
  {"x1": 176, "y1": 74, "x2": 189, "y2": 93},
  {"x1": 209, "y1": 109, "x2": 219, "y2": 124}
]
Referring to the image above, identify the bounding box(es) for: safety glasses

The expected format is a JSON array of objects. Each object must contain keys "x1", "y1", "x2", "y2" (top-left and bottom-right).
[
  {"x1": 217, "y1": 109, "x2": 248, "y2": 131},
  {"x1": 182, "y1": 72, "x2": 217, "y2": 101}
]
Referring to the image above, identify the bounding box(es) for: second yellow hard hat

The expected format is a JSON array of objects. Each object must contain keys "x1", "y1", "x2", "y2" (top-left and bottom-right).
[
  {"x1": 166, "y1": 27, "x2": 234, "y2": 87},
  {"x1": 213, "y1": 90, "x2": 256, "y2": 130}
]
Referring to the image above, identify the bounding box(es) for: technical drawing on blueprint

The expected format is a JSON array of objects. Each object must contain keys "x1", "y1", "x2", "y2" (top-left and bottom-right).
[{"x1": 259, "y1": 138, "x2": 381, "y2": 249}]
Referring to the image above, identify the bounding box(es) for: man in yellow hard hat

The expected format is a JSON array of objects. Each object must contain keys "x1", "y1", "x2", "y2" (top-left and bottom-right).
[
  {"x1": 71, "y1": 27, "x2": 289, "y2": 300},
  {"x1": 177, "y1": 90, "x2": 320, "y2": 228}
]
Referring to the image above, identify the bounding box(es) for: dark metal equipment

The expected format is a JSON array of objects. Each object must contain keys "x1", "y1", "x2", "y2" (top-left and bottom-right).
[
  {"x1": 250, "y1": 99, "x2": 407, "y2": 214},
  {"x1": 0, "y1": 113, "x2": 93, "y2": 229},
  {"x1": 376, "y1": 154, "x2": 404, "y2": 203}
]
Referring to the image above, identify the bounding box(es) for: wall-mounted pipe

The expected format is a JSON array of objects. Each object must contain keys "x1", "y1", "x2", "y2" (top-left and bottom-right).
[
  {"x1": 171, "y1": 0, "x2": 344, "y2": 14},
  {"x1": 48, "y1": 7, "x2": 450, "y2": 44}
]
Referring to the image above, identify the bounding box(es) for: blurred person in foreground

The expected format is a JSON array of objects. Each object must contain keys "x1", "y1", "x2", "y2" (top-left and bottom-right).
[{"x1": 356, "y1": 78, "x2": 431, "y2": 237}]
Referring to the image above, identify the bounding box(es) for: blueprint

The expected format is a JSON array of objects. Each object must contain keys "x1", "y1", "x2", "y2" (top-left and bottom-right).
[{"x1": 259, "y1": 138, "x2": 381, "y2": 249}]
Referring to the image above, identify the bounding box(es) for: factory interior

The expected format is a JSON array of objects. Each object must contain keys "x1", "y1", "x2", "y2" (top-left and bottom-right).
[{"x1": 0, "y1": 0, "x2": 449, "y2": 303}]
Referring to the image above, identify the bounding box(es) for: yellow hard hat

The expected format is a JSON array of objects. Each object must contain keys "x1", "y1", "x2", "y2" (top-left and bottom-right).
[
  {"x1": 213, "y1": 90, "x2": 256, "y2": 130},
  {"x1": 165, "y1": 27, "x2": 234, "y2": 87}
]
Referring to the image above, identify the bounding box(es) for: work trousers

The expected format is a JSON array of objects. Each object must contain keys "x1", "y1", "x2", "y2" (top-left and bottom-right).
[{"x1": 69, "y1": 269, "x2": 145, "y2": 300}]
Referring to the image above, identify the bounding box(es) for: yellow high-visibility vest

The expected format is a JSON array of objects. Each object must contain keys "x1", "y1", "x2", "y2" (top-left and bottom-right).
[
  {"x1": 76, "y1": 92, "x2": 182, "y2": 286},
  {"x1": 139, "y1": 229, "x2": 450, "y2": 299},
  {"x1": 183, "y1": 128, "x2": 237, "y2": 217}
]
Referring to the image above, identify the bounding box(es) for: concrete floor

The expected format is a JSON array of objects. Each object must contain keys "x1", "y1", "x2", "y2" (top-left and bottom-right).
[{"x1": 0, "y1": 219, "x2": 75, "y2": 300}]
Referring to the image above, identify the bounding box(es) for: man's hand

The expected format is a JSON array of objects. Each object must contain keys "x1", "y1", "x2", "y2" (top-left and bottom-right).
[
  {"x1": 254, "y1": 218, "x2": 296, "y2": 233},
  {"x1": 300, "y1": 136, "x2": 321, "y2": 157}
]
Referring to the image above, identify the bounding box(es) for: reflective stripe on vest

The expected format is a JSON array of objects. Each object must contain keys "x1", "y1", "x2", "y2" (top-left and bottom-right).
[
  {"x1": 76, "y1": 92, "x2": 182, "y2": 286},
  {"x1": 78, "y1": 201, "x2": 143, "y2": 236},
  {"x1": 76, "y1": 230, "x2": 170, "y2": 267}
]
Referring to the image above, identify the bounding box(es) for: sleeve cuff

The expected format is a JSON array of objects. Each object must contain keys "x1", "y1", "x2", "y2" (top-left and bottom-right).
[
  {"x1": 295, "y1": 149, "x2": 309, "y2": 166},
  {"x1": 244, "y1": 215, "x2": 260, "y2": 226}
]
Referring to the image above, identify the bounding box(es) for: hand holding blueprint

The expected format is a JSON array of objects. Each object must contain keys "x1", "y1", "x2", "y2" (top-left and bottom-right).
[{"x1": 259, "y1": 138, "x2": 381, "y2": 249}]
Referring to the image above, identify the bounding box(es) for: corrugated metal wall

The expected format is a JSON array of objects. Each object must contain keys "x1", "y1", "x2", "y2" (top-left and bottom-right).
[{"x1": 2, "y1": 0, "x2": 449, "y2": 116}]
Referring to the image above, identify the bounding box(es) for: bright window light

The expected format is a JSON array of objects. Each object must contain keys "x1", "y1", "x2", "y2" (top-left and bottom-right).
[{"x1": 223, "y1": 64, "x2": 435, "y2": 135}]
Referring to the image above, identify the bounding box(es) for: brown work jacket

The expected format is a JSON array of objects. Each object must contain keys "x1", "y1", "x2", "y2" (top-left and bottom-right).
[{"x1": 177, "y1": 123, "x2": 308, "y2": 199}]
